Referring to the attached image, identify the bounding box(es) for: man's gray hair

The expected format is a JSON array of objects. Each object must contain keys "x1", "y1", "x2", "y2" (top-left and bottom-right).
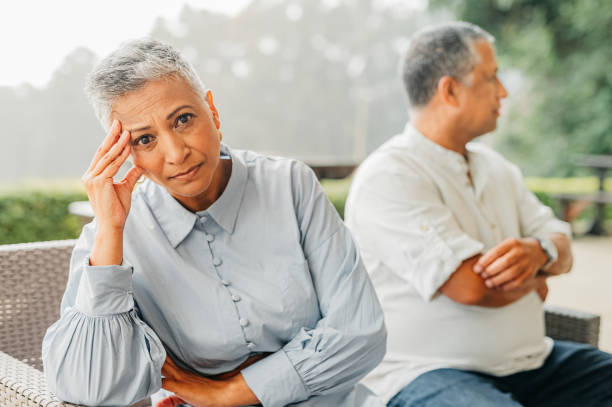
[
  {"x1": 85, "y1": 38, "x2": 206, "y2": 129},
  {"x1": 401, "y1": 21, "x2": 494, "y2": 109}
]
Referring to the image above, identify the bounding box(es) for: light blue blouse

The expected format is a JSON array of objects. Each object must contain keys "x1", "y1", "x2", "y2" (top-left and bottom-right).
[{"x1": 42, "y1": 145, "x2": 386, "y2": 407}]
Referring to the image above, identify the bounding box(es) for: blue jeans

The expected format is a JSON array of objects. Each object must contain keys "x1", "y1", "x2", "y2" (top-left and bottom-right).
[{"x1": 388, "y1": 341, "x2": 612, "y2": 407}]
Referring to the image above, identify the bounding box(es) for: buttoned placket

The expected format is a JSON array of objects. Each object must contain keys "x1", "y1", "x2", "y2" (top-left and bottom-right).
[
  {"x1": 197, "y1": 214, "x2": 254, "y2": 351},
  {"x1": 467, "y1": 158, "x2": 504, "y2": 243}
]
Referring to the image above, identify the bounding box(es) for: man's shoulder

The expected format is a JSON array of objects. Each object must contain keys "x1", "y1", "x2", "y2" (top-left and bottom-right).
[
  {"x1": 356, "y1": 134, "x2": 423, "y2": 178},
  {"x1": 468, "y1": 142, "x2": 519, "y2": 173},
  {"x1": 231, "y1": 147, "x2": 310, "y2": 175},
  {"x1": 348, "y1": 134, "x2": 436, "y2": 211},
  {"x1": 229, "y1": 148, "x2": 322, "y2": 206},
  {"x1": 468, "y1": 141, "x2": 509, "y2": 163}
]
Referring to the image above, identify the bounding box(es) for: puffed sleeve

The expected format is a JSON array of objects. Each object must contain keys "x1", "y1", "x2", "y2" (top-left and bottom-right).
[
  {"x1": 240, "y1": 162, "x2": 387, "y2": 407},
  {"x1": 345, "y1": 161, "x2": 485, "y2": 302},
  {"x1": 42, "y1": 220, "x2": 166, "y2": 406}
]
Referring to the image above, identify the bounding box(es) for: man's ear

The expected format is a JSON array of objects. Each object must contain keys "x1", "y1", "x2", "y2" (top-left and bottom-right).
[
  {"x1": 206, "y1": 90, "x2": 221, "y2": 129},
  {"x1": 437, "y1": 76, "x2": 461, "y2": 108}
]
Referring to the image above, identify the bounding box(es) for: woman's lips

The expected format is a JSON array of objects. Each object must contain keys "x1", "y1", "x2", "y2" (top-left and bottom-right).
[{"x1": 170, "y1": 163, "x2": 203, "y2": 180}]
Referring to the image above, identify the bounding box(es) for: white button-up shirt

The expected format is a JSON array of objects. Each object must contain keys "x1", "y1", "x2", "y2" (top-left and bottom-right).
[{"x1": 345, "y1": 124, "x2": 571, "y2": 403}]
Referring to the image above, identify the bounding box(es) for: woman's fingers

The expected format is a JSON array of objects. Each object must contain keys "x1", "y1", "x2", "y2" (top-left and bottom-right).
[
  {"x1": 91, "y1": 130, "x2": 131, "y2": 177},
  {"x1": 119, "y1": 165, "x2": 144, "y2": 190},
  {"x1": 88, "y1": 119, "x2": 122, "y2": 172},
  {"x1": 164, "y1": 355, "x2": 179, "y2": 368},
  {"x1": 161, "y1": 355, "x2": 180, "y2": 380},
  {"x1": 155, "y1": 395, "x2": 185, "y2": 407},
  {"x1": 99, "y1": 141, "x2": 132, "y2": 179}
]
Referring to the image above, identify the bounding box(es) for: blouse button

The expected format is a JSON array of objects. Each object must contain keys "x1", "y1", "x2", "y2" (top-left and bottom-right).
[
  {"x1": 239, "y1": 318, "x2": 249, "y2": 327},
  {"x1": 221, "y1": 279, "x2": 230, "y2": 286},
  {"x1": 247, "y1": 342, "x2": 256, "y2": 350},
  {"x1": 232, "y1": 294, "x2": 241, "y2": 302},
  {"x1": 206, "y1": 234, "x2": 214, "y2": 242},
  {"x1": 213, "y1": 257, "x2": 223, "y2": 266},
  {"x1": 199, "y1": 216, "x2": 208, "y2": 224}
]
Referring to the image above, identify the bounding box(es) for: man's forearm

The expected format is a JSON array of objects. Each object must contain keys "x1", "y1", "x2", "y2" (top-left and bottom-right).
[
  {"x1": 477, "y1": 278, "x2": 537, "y2": 307},
  {"x1": 541, "y1": 233, "x2": 572, "y2": 276}
]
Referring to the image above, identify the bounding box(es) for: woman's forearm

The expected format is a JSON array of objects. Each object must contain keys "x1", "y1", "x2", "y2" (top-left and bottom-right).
[
  {"x1": 160, "y1": 355, "x2": 261, "y2": 407},
  {"x1": 226, "y1": 374, "x2": 260, "y2": 407},
  {"x1": 90, "y1": 226, "x2": 124, "y2": 266}
]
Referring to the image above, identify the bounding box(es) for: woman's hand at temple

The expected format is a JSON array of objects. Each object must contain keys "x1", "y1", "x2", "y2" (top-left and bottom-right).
[
  {"x1": 81, "y1": 119, "x2": 144, "y2": 266},
  {"x1": 157, "y1": 355, "x2": 265, "y2": 407}
]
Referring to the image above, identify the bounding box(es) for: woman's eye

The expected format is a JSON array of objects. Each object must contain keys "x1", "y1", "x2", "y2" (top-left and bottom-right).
[
  {"x1": 176, "y1": 113, "x2": 193, "y2": 127},
  {"x1": 134, "y1": 135, "x2": 152, "y2": 145}
]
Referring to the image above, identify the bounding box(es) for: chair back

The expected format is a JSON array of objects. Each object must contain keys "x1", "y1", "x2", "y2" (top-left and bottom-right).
[{"x1": 0, "y1": 240, "x2": 76, "y2": 370}]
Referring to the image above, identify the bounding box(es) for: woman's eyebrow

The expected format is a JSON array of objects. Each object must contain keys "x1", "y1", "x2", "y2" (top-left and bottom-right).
[
  {"x1": 128, "y1": 125, "x2": 151, "y2": 133},
  {"x1": 166, "y1": 105, "x2": 194, "y2": 120}
]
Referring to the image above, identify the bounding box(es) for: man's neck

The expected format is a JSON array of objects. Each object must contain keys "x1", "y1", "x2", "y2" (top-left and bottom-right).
[{"x1": 412, "y1": 111, "x2": 469, "y2": 156}]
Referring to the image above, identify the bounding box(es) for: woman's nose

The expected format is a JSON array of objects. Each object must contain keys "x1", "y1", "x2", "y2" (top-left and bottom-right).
[{"x1": 161, "y1": 133, "x2": 190, "y2": 165}]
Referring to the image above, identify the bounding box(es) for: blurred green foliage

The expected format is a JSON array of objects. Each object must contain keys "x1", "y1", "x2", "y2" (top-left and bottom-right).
[
  {"x1": 321, "y1": 178, "x2": 353, "y2": 219},
  {"x1": 0, "y1": 189, "x2": 87, "y2": 244},
  {"x1": 431, "y1": 0, "x2": 612, "y2": 176},
  {"x1": 1, "y1": 177, "x2": 609, "y2": 244}
]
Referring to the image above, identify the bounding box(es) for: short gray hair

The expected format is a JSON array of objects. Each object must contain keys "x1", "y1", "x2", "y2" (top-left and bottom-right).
[
  {"x1": 401, "y1": 21, "x2": 494, "y2": 109},
  {"x1": 85, "y1": 38, "x2": 206, "y2": 128}
]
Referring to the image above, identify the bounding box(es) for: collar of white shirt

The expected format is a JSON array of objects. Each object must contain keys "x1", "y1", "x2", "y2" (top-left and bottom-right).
[{"x1": 403, "y1": 123, "x2": 491, "y2": 198}]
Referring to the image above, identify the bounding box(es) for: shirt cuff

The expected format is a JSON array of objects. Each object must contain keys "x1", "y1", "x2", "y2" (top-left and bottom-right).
[
  {"x1": 241, "y1": 349, "x2": 310, "y2": 407},
  {"x1": 533, "y1": 219, "x2": 572, "y2": 240},
  {"x1": 74, "y1": 257, "x2": 134, "y2": 316},
  {"x1": 404, "y1": 230, "x2": 484, "y2": 301}
]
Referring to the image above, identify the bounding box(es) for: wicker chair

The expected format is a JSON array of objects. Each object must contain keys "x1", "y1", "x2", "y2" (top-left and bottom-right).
[
  {"x1": 0, "y1": 240, "x2": 602, "y2": 407},
  {"x1": 0, "y1": 240, "x2": 149, "y2": 407}
]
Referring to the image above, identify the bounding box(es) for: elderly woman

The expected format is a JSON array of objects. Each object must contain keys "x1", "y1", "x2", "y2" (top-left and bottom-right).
[{"x1": 42, "y1": 39, "x2": 386, "y2": 407}]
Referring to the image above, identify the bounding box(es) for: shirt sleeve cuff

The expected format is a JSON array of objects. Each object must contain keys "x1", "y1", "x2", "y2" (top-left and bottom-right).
[
  {"x1": 74, "y1": 257, "x2": 134, "y2": 316},
  {"x1": 241, "y1": 349, "x2": 310, "y2": 407},
  {"x1": 404, "y1": 231, "x2": 484, "y2": 301},
  {"x1": 533, "y1": 219, "x2": 572, "y2": 240}
]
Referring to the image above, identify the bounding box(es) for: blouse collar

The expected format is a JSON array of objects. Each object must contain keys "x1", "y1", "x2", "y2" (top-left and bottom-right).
[{"x1": 143, "y1": 143, "x2": 248, "y2": 248}]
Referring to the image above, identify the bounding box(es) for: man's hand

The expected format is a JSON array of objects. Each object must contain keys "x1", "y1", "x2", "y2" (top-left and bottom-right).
[
  {"x1": 474, "y1": 238, "x2": 548, "y2": 291},
  {"x1": 156, "y1": 355, "x2": 264, "y2": 407},
  {"x1": 534, "y1": 275, "x2": 549, "y2": 302}
]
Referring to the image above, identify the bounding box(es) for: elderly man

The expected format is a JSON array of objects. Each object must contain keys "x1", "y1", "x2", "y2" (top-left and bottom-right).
[{"x1": 346, "y1": 22, "x2": 612, "y2": 406}]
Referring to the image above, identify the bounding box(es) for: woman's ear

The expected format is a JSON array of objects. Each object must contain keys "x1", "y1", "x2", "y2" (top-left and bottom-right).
[{"x1": 206, "y1": 90, "x2": 221, "y2": 129}]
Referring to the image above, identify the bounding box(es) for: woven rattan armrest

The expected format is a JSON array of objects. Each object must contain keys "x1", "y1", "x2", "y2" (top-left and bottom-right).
[
  {"x1": 0, "y1": 351, "x2": 151, "y2": 407},
  {"x1": 544, "y1": 305, "x2": 600, "y2": 347},
  {"x1": 0, "y1": 350, "x2": 81, "y2": 407}
]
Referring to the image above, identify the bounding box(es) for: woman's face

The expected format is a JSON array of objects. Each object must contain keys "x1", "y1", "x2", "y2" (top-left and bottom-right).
[{"x1": 110, "y1": 76, "x2": 226, "y2": 211}]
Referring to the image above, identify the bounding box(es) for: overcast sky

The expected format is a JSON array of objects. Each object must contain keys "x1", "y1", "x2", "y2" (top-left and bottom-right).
[{"x1": 0, "y1": 0, "x2": 252, "y2": 88}]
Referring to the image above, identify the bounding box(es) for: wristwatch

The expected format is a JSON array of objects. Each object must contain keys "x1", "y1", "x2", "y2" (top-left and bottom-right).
[{"x1": 535, "y1": 237, "x2": 558, "y2": 271}]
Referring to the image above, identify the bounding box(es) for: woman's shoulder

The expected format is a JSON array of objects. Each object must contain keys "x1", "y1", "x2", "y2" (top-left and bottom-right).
[{"x1": 231, "y1": 148, "x2": 315, "y2": 181}]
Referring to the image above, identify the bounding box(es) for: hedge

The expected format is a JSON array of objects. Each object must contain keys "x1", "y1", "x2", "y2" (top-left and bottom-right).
[
  {"x1": 1, "y1": 177, "x2": 610, "y2": 245},
  {"x1": 0, "y1": 191, "x2": 88, "y2": 244}
]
